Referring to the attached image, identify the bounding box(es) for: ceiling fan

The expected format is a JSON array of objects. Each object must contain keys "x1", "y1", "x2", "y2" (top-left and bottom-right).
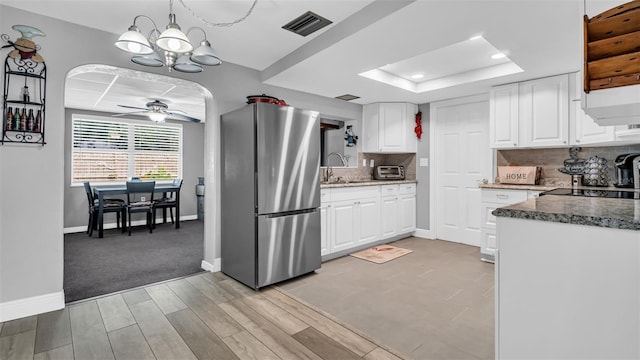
[{"x1": 113, "y1": 100, "x2": 201, "y2": 123}]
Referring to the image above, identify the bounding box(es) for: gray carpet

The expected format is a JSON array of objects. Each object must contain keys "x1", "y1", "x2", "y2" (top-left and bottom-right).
[{"x1": 64, "y1": 219, "x2": 204, "y2": 303}]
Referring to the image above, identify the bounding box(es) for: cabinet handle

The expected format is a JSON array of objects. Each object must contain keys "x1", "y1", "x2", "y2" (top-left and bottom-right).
[
  {"x1": 496, "y1": 194, "x2": 509, "y2": 199},
  {"x1": 513, "y1": 143, "x2": 517, "y2": 147},
  {"x1": 576, "y1": 140, "x2": 580, "y2": 143},
  {"x1": 563, "y1": 141, "x2": 567, "y2": 144}
]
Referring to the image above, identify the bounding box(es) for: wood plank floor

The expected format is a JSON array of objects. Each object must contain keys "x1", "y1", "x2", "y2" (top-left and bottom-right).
[{"x1": 0, "y1": 272, "x2": 403, "y2": 360}]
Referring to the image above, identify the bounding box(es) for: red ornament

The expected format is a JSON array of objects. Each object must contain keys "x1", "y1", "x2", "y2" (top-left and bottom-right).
[{"x1": 414, "y1": 111, "x2": 422, "y2": 139}]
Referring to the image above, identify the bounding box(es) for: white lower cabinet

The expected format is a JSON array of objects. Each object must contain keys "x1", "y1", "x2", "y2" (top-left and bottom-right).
[
  {"x1": 320, "y1": 190, "x2": 331, "y2": 256},
  {"x1": 398, "y1": 184, "x2": 417, "y2": 233},
  {"x1": 356, "y1": 197, "x2": 380, "y2": 244},
  {"x1": 321, "y1": 183, "x2": 416, "y2": 257},
  {"x1": 331, "y1": 200, "x2": 359, "y2": 252},
  {"x1": 480, "y1": 188, "x2": 528, "y2": 261}
]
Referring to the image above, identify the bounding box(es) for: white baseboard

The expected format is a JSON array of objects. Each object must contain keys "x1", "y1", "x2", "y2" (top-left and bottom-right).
[
  {"x1": 0, "y1": 291, "x2": 65, "y2": 322},
  {"x1": 201, "y1": 258, "x2": 221, "y2": 272},
  {"x1": 64, "y1": 215, "x2": 199, "y2": 234},
  {"x1": 413, "y1": 228, "x2": 434, "y2": 239}
]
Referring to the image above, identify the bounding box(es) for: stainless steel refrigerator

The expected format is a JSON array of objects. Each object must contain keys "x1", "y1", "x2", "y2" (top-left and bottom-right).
[{"x1": 220, "y1": 102, "x2": 321, "y2": 289}]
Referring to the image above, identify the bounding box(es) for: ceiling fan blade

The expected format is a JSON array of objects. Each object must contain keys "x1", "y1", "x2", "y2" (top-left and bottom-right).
[
  {"x1": 112, "y1": 111, "x2": 148, "y2": 117},
  {"x1": 166, "y1": 111, "x2": 201, "y2": 123},
  {"x1": 117, "y1": 104, "x2": 148, "y2": 111}
]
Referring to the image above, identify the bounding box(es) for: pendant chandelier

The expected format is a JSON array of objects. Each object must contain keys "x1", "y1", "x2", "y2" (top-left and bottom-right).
[{"x1": 115, "y1": 0, "x2": 257, "y2": 73}]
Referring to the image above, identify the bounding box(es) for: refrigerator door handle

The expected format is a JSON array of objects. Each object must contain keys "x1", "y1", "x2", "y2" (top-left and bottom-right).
[{"x1": 263, "y1": 208, "x2": 317, "y2": 218}]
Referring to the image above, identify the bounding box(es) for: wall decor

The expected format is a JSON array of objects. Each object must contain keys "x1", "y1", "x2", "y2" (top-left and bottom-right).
[{"x1": 1, "y1": 25, "x2": 47, "y2": 145}]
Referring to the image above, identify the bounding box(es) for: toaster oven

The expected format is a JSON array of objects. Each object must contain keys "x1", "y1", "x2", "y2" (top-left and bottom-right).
[{"x1": 373, "y1": 165, "x2": 405, "y2": 180}]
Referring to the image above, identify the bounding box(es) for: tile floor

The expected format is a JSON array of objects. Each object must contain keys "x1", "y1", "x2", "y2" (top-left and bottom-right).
[{"x1": 278, "y1": 237, "x2": 495, "y2": 359}]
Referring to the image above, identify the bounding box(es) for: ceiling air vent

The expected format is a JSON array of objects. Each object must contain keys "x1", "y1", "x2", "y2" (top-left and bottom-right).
[
  {"x1": 282, "y1": 11, "x2": 332, "y2": 37},
  {"x1": 335, "y1": 94, "x2": 360, "y2": 101}
]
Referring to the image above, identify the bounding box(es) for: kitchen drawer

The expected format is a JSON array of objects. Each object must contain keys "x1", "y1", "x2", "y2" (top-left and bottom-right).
[
  {"x1": 380, "y1": 184, "x2": 399, "y2": 196},
  {"x1": 480, "y1": 189, "x2": 528, "y2": 204},
  {"x1": 331, "y1": 186, "x2": 379, "y2": 202},
  {"x1": 398, "y1": 183, "x2": 416, "y2": 195},
  {"x1": 320, "y1": 189, "x2": 331, "y2": 203}
]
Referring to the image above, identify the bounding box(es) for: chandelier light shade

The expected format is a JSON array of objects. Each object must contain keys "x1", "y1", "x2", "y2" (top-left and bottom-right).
[
  {"x1": 191, "y1": 39, "x2": 222, "y2": 66},
  {"x1": 156, "y1": 14, "x2": 193, "y2": 53},
  {"x1": 131, "y1": 51, "x2": 164, "y2": 67},
  {"x1": 114, "y1": 0, "x2": 227, "y2": 73},
  {"x1": 114, "y1": 25, "x2": 154, "y2": 54},
  {"x1": 174, "y1": 54, "x2": 203, "y2": 73}
]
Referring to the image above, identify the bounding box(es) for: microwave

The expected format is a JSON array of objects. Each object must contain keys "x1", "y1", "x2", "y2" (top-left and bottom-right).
[{"x1": 373, "y1": 165, "x2": 405, "y2": 180}]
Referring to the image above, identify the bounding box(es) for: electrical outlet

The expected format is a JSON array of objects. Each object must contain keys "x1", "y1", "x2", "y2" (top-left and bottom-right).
[
  {"x1": 370, "y1": 159, "x2": 374, "y2": 167},
  {"x1": 362, "y1": 158, "x2": 367, "y2": 167},
  {"x1": 141, "y1": 196, "x2": 146, "y2": 202}
]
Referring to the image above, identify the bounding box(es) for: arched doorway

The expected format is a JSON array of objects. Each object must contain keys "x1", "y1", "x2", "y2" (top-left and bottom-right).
[{"x1": 62, "y1": 64, "x2": 218, "y2": 302}]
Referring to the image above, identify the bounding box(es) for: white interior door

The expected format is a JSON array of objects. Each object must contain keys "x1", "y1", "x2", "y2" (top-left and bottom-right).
[{"x1": 434, "y1": 97, "x2": 490, "y2": 246}]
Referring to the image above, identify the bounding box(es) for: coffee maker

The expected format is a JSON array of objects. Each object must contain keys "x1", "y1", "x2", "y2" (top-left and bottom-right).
[{"x1": 614, "y1": 153, "x2": 640, "y2": 188}]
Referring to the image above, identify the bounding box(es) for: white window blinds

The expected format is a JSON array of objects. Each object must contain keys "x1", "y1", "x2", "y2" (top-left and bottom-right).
[{"x1": 72, "y1": 117, "x2": 182, "y2": 183}]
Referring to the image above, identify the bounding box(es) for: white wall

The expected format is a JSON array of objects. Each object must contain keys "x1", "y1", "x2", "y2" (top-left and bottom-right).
[{"x1": 0, "y1": 5, "x2": 361, "y2": 320}]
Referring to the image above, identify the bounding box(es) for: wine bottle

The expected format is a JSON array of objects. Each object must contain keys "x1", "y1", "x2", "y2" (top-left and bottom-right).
[
  {"x1": 27, "y1": 109, "x2": 35, "y2": 131},
  {"x1": 5, "y1": 107, "x2": 14, "y2": 131},
  {"x1": 35, "y1": 110, "x2": 42, "y2": 132},
  {"x1": 20, "y1": 108, "x2": 27, "y2": 131}
]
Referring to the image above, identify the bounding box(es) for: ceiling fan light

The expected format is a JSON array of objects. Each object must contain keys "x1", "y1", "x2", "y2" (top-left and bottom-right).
[
  {"x1": 174, "y1": 54, "x2": 204, "y2": 73},
  {"x1": 115, "y1": 25, "x2": 154, "y2": 54},
  {"x1": 148, "y1": 112, "x2": 167, "y2": 123},
  {"x1": 191, "y1": 40, "x2": 222, "y2": 66},
  {"x1": 131, "y1": 51, "x2": 164, "y2": 67}
]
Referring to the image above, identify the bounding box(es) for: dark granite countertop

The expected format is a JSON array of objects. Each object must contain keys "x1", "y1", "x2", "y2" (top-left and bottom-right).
[
  {"x1": 321, "y1": 179, "x2": 417, "y2": 188},
  {"x1": 493, "y1": 194, "x2": 640, "y2": 231},
  {"x1": 479, "y1": 183, "x2": 557, "y2": 191}
]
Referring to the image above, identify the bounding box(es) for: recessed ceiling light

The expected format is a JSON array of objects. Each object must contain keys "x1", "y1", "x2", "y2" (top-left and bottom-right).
[
  {"x1": 411, "y1": 74, "x2": 424, "y2": 79},
  {"x1": 469, "y1": 35, "x2": 482, "y2": 41},
  {"x1": 491, "y1": 52, "x2": 506, "y2": 59}
]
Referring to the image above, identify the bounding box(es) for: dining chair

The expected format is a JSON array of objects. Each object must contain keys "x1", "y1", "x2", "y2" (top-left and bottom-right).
[
  {"x1": 83, "y1": 182, "x2": 126, "y2": 237},
  {"x1": 125, "y1": 180, "x2": 156, "y2": 236},
  {"x1": 153, "y1": 178, "x2": 183, "y2": 227}
]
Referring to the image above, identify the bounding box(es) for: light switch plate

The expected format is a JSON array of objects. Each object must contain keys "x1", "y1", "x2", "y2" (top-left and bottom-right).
[
  {"x1": 362, "y1": 159, "x2": 367, "y2": 167},
  {"x1": 370, "y1": 159, "x2": 374, "y2": 167},
  {"x1": 420, "y1": 158, "x2": 429, "y2": 167}
]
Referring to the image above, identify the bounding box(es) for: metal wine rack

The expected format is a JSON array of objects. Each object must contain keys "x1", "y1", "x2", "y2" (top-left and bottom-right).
[{"x1": 2, "y1": 41, "x2": 47, "y2": 145}]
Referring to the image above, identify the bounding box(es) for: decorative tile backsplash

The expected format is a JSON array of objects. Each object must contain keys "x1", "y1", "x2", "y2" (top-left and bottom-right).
[
  {"x1": 497, "y1": 144, "x2": 640, "y2": 187},
  {"x1": 323, "y1": 153, "x2": 416, "y2": 181}
]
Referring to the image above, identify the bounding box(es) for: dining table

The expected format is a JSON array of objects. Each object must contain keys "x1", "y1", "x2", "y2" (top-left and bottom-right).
[{"x1": 93, "y1": 183, "x2": 182, "y2": 238}]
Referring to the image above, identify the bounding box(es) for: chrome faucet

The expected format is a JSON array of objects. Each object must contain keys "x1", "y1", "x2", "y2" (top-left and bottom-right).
[{"x1": 324, "y1": 152, "x2": 347, "y2": 182}]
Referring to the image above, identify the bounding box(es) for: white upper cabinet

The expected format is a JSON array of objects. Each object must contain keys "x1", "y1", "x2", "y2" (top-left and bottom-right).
[
  {"x1": 490, "y1": 84, "x2": 519, "y2": 148},
  {"x1": 570, "y1": 72, "x2": 615, "y2": 145},
  {"x1": 518, "y1": 74, "x2": 569, "y2": 147},
  {"x1": 490, "y1": 74, "x2": 570, "y2": 149},
  {"x1": 569, "y1": 72, "x2": 640, "y2": 145},
  {"x1": 363, "y1": 102, "x2": 417, "y2": 153}
]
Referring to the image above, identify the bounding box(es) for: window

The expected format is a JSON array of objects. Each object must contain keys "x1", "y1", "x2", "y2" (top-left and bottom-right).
[{"x1": 72, "y1": 115, "x2": 182, "y2": 184}]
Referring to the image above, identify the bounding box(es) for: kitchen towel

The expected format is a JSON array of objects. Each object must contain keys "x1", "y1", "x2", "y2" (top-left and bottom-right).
[{"x1": 350, "y1": 245, "x2": 413, "y2": 264}]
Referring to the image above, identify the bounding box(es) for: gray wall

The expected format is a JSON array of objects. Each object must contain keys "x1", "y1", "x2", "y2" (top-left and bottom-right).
[
  {"x1": 416, "y1": 103, "x2": 430, "y2": 230},
  {"x1": 0, "y1": 4, "x2": 361, "y2": 307},
  {"x1": 63, "y1": 109, "x2": 205, "y2": 228}
]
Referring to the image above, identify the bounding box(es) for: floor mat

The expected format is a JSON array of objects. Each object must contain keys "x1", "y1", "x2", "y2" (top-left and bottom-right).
[{"x1": 349, "y1": 244, "x2": 413, "y2": 264}]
